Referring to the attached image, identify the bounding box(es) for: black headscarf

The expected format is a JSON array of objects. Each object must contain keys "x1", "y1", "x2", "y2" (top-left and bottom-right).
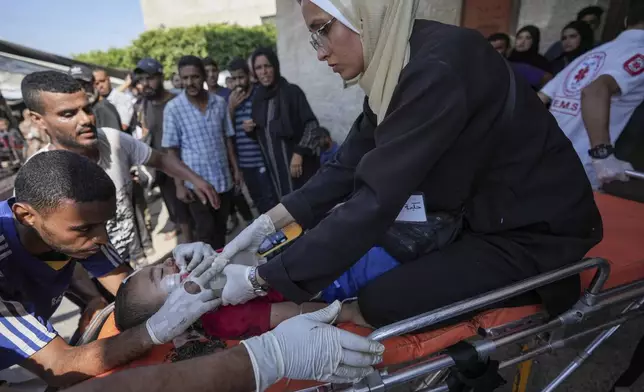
[
  {"x1": 251, "y1": 47, "x2": 317, "y2": 140},
  {"x1": 550, "y1": 21, "x2": 595, "y2": 75},
  {"x1": 561, "y1": 20, "x2": 595, "y2": 61},
  {"x1": 508, "y1": 25, "x2": 552, "y2": 73},
  {"x1": 251, "y1": 47, "x2": 282, "y2": 101}
]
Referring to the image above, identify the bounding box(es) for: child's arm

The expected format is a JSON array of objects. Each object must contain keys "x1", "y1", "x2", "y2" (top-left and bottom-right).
[
  {"x1": 200, "y1": 300, "x2": 372, "y2": 340},
  {"x1": 270, "y1": 301, "x2": 371, "y2": 329}
]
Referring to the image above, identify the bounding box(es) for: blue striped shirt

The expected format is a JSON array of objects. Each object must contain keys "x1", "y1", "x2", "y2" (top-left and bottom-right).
[
  {"x1": 0, "y1": 199, "x2": 123, "y2": 369},
  {"x1": 234, "y1": 89, "x2": 265, "y2": 169}
]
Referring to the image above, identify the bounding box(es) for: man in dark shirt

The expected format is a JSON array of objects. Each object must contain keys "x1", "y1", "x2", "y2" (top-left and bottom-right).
[
  {"x1": 68, "y1": 65, "x2": 122, "y2": 131},
  {"x1": 134, "y1": 58, "x2": 193, "y2": 244},
  {"x1": 203, "y1": 57, "x2": 231, "y2": 101}
]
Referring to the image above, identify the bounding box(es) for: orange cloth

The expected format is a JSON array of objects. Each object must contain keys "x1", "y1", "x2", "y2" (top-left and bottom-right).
[{"x1": 93, "y1": 192, "x2": 644, "y2": 390}]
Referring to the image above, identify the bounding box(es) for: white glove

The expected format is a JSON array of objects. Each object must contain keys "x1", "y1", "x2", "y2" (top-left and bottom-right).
[
  {"x1": 220, "y1": 264, "x2": 256, "y2": 306},
  {"x1": 242, "y1": 301, "x2": 384, "y2": 391},
  {"x1": 213, "y1": 215, "x2": 275, "y2": 271},
  {"x1": 146, "y1": 265, "x2": 221, "y2": 344},
  {"x1": 173, "y1": 242, "x2": 216, "y2": 276},
  {"x1": 159, "y1": 273, "x2": 182, "y2": 294},
  {"x1": 592, "y1": 155, "x2": 634, "y2": 185}
]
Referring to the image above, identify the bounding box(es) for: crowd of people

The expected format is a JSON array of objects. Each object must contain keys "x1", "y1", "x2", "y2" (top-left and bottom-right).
[
  {"x1": 0, "y1": 1, "x2": 643, "y2": 391},
  {"x1": 487, "y1": 5, "x2": 644, "y2": 196},
  {"x1": 8, "y1": 49, "x2": 337, "y2": 269},
  {"x1": 487, "y1": 6, "x2": 604, "y2": 91}
]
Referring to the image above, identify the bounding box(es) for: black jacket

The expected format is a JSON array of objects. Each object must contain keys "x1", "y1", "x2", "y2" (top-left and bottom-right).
[{"x1": 259, "y1": 21, "x2": 602, "y2": 303}]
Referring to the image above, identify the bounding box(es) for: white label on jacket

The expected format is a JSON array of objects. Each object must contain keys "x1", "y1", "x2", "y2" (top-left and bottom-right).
[{"x1": 395, "y1": 194, "x2": 427, "y2": 223}]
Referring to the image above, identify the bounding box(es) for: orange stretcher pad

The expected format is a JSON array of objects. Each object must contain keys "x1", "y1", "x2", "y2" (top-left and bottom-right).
[{"x1": 93, "y1": 192, "x2": 644, "y2": 391}]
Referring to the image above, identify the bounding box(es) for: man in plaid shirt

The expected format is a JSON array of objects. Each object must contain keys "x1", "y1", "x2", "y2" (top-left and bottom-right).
[{"x1": 163, "y1": 55, "x2": 242, "y2": 249}]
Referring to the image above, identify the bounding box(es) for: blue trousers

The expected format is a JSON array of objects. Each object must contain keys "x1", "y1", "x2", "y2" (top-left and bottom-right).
[{"x1": 321, "y1": 247, "x2": 400, "y2": 303}]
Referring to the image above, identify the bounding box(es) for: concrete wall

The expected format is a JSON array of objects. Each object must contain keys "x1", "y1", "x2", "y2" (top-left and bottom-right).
[
  {"x1": 517, "y1": 0, "x2": 610, "y2": 52},
  {"x1": 275, "y1": 0, "x2": 463, "y2": 142},
  {"x1": 275, "y1": 0, "x2": 611, "y2": 141},
  {"x1": 140, "y1": 0, "x2": 276, "y2": 29}
]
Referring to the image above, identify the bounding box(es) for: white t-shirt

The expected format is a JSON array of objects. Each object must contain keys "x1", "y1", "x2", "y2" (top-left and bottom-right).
[
  {"x1": 107, "y1": 89, "x2": 135, "y2": 127},
  {"x1": 35, "y1": 128, "x2": 152, "y2": 260},
  {"x1": 541, "y1": 29, "x2": 644, "y2": 188}
]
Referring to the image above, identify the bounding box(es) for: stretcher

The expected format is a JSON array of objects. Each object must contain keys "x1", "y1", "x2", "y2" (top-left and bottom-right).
[{"x1": 65, "y1": 175, "x2": 644, "y2": 392}]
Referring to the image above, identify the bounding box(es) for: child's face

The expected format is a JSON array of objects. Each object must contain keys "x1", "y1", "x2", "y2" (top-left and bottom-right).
[
  {"x1": 125, "y1": 251, "x2": 261, "y2": 312},
  {"x1": 126, "y1": 258, "x2": 181, "y2": 312}
]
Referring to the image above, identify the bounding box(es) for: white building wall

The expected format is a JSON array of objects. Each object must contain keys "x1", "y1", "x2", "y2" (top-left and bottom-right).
[{"x1": 140, "y1": 0, "x2": 277, "y2": 29}]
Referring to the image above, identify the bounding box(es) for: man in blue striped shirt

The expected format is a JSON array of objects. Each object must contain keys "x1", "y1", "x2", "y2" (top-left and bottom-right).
[
  {"x1": 228, "y1": 58, "x2": 278, "y2": 213},
  {"x1": 0, "y1": 151, "x2": 220, "y2": 387}
]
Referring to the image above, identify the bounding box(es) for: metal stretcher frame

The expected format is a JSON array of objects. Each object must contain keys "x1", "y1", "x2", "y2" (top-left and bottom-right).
[
  {"x1": 69, "y1": 171, "x2": 644, "y2": 392},
  {"x1": 324, "y1": 170, "x2": 644, "y2": 392},
  {"x1": 337, "y1": 257, "x2": 644, "y2": 392},
  {"x1": 71, "y1": 258, "x2": 644, "y2": 392}
]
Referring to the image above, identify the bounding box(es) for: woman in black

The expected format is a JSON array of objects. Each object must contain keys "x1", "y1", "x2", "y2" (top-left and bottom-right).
[
  {"x1": 508, "y1": 25, "x2": 552, "y2": 73},
  {"x1": 550, "y1": 20, "x2": 595, "y2": 75},
  {"x1": 218, "y1": 0, "x2": 602, "y2": 328},
  {"x1": 250, "y1": 47, "x2": 321, "y2": 198}
]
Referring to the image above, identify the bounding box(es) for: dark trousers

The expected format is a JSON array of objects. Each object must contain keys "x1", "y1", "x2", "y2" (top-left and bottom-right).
[
  {"x1": 230, "y1": 190, "x2": 254, "y2": 222},
  {"x1": 188, "y1": 190, "x2": 233, "y2": 249},
  {"x1": 357, "y1": 235, "x2": 544, "y2": 328},
  {"x1": 158, "y1": 172, "x2": 191, "y2": 225},
  {"x1": 241, "y1": 166, "x2": 278, "y2": 214},
  {"x1": 130, "y1": 182, "x2": 153, "y2": 257},
  {"x1": 612, "y1": 335, "x2": 644, "y2": 390}
]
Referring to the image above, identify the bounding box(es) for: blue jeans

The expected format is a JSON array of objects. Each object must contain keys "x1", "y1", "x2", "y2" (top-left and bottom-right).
[
  {"x1": 321, "y1": 247, "x2": 400, "y2": 303},
  {"x1": 241, "y1": 166, "x2": 278, "y2": 214}
]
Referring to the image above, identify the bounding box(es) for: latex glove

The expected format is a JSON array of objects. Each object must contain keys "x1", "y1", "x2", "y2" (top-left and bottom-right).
[
  {"x1": 173, "y1": 242, "x2": 216, "y2": 275},
  {"x1": 146, "y1": 265, "x2": 221, "y2": 344},
  {"x1": 592, "y1": 155, "x2": 634, "y2": 185},
  {"x1": 213, "y1": 214, "x2": 275, "y2": 271},
  {"x1": 242, "y1": 301, "x2": 384, "y2": 391},
  {"x1": 159, "y1": 273, "x2": 182, "y2": 294},
  {"x1": 220, "y1": 264, "x2": 256, "y2": 306}
]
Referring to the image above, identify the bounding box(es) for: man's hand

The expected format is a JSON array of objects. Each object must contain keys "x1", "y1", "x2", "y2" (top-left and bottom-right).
[
  {"x1": 242, "y1": 301, "x2": 384, "y2": 391},
  {"x1": 242, "y1": 119, "x2": 256, "y2": 133},
  {"x1": 192, "y1": 177, "x2": 220, "y2": 209},
  {"x1": 290, "y1": 153, "x2": 303, "y2": 178},
  {"x1": 78, "y1": 297, "x2": 108, "y2": 334},
  {"x1": 537, "y1": 91, "x2": 551, "y2": 105},
  {"x1": 146, "y1": 266, "x2": 222, "y2": 344},
  {"x1": 176, "y1": 183, "x2": 195, "y2": 204},
  {"x1": 233, "y1": 168, "x2": 243, "y2": 188},
  {"x1": 229, "y1": 88, "x2": 246, "y2": 110},
  {"x1": 174, "y1": 242, "x2": 217, "y2": 275},
  {"x1": 214, "y1": 214, "x2": 275, "y2": 268},
  {"x1": 220, "y1": 265, "x2": 256, "y2": 306},
  {"x1": 592, "y1": 155, "x2": 634, "y2": 185}
]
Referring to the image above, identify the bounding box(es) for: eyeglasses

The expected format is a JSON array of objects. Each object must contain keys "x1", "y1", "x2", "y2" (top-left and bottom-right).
[{"x1": 309, "y1": 17, "x2": 336, "y2": 53}]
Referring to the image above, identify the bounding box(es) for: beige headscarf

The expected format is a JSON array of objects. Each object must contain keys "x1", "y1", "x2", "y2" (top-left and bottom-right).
[{"x1": 311, "y1": 0, "x2": 419, "y2": 124}]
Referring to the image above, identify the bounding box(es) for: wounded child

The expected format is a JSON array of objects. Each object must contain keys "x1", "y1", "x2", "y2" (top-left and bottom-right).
[{"x1": 114, "y1": 247, "x2": 400, "y2": 339}]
